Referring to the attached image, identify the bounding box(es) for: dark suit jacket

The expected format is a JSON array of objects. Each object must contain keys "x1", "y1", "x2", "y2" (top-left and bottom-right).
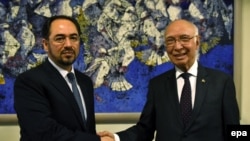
[
  {"x1": 117, "y1": 64, "x2": 240, "y2": 141},
  {"x1": 14, "y1": 59, "x2": 100, "y2": 141}
]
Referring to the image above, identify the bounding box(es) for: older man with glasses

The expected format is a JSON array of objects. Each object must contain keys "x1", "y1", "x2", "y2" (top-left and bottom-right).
[{"x1": 98, "y1": 19, "x2": 240, "y2": 141}]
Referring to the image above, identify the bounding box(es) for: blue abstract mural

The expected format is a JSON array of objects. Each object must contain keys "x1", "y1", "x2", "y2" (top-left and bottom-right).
[{"x1": 0, "y1": 0, "x2": 234, "y2": 114}]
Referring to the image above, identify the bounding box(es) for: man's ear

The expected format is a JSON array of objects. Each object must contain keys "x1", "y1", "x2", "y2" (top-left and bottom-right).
[
  {"x1": 196, "y1": 36, "x2": 201, "y2": 46},
  {"x1": 42, "y1": 39, "x2": 48, "y2": 52}
]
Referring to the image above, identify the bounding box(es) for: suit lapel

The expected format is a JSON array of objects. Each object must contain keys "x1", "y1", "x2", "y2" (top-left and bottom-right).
[
  {"x1": 43, "y1": 60, "x2": 86, "y2": 129},
  {"x1": 75, "y1": 71, "x2": 89, "y2": 129},
  {"x1": 166, "y1": 69, "x2": 184, "y2": 126}
]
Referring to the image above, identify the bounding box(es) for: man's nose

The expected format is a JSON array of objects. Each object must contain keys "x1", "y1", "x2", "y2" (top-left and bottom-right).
[
  {"x1": 173, "y1": 40, "x2": 183, "y2": 49},
  {"x1": 64, "y1": 37, "x2": 72, "y2": 46}
]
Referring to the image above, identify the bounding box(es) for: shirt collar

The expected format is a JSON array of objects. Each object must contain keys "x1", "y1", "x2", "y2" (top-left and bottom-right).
[
  {"x1": 175, "y1": 61, "x2": 198, "y2": 78},
  {"x1": 48, "y1": 58, "x2": 75, "y2": 79}
]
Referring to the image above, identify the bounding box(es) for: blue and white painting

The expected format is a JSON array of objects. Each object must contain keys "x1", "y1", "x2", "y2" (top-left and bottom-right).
[{"x1": 0, "y1": 0, "x2": 234, "y2": 114}]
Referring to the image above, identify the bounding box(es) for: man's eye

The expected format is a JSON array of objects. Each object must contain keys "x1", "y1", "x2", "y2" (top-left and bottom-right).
[
  {"x1": 55, "y1": 37, "x2": 65, "y2": 42},
  {"x1": 166, "y1": 38, "x2": 175, "y2": 43},
  {"x1": 70, "y1": 36, "x2": 79, "y2": 42},
  {"x1": 180, "y1": 36, "x2": 191, "y2": 42}
]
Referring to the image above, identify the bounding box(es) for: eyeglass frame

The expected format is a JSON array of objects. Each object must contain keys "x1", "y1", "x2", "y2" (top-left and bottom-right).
[
  {"x1": 165, "y1": 35, "x2": 198, "y2": 47},
  {"x1": 48, "y1": 34, "x2": 80, "y2": 44}
]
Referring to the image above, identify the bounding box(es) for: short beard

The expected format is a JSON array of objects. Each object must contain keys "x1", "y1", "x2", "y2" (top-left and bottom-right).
[{"x1": 60, "y1": 57, "x2": 76, "y2": 66}]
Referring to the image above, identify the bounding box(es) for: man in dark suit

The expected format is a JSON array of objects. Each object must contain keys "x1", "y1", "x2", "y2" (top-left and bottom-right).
[
  {"x1": 14, "y1": 15, "x2": 111, "y2": 141},
  {"x1": 98, "y1": 19, "x2": 240, "y2": 141}
]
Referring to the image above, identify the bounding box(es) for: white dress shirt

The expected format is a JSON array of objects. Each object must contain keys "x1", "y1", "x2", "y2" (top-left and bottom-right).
[
  {"x1": 48, "y1": 58, "x2": 87, "y2": 119},
  {"x1": 175, "y1": 61, "x2": 198, "y2": 108}
]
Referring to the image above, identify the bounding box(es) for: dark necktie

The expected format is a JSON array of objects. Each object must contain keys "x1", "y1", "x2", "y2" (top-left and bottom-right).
[
  {"x1": 67, "y1": 72, "x2": 86, "y2": 123},
  {"x1": 180, "y1": 73, "x2": 192, "y2": 127}
]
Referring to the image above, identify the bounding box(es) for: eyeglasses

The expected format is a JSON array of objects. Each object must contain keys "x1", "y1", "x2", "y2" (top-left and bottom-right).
[
  {"x1": 165, "y1": 35, "x2": 197, "y2": 47},
  {"x1": 52, "y1": 34, "x2": 80, "y2": 44}
]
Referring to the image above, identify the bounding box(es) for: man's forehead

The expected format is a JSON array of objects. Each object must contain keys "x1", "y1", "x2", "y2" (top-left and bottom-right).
[
  {"x1": 50, "y1": 20, "x2": 78, "y2": 34},
  {"x1": 51, "y1": 19, "x2": 75, "y2": 28},
  {"x1": 165, "y1": 29, "x2": 194, "y2": 37},
  {"x1": 165, "y1": 22, "x2": 195, "y2": 36}
]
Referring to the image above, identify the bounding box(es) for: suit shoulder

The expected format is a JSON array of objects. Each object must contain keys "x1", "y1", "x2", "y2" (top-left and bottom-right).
[
  {"x1": 75, "y1": 70, "x2": 92, "y2": 81},
  {"x1": 17, "y1": 63, "x2": 44, "y2": 78},
  {"x1": 203, "y1": 66, "x2": 233, "y2": 80},
  {"x1": 150, "y1": 69, "x2": 174, "y2": 82},
  {"x1": 205, "y1": 67, "x2": 231, "y2": 75}
]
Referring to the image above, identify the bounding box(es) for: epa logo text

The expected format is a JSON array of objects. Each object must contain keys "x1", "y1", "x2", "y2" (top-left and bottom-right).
[{"x1": 231, "y1": 131, "x2": 247, "y2": 138}]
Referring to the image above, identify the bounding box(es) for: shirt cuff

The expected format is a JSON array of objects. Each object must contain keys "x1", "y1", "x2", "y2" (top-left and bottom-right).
[{"x1": 114, "y1": 133, "x2": 120, "y2": 141}]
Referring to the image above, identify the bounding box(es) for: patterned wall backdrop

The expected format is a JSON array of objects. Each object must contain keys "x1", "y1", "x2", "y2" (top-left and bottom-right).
[{"x1": 0, "y1": 0, "x2": 234, "y2": 113}]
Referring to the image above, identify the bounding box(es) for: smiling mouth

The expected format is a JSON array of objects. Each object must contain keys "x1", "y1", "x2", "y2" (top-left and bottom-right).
[
  {"x1": 174, "y1": 52, "x2": 187, "y2": 60},
  {"x1": 173, "y1": 49, "x2": 188, "y2": 57}
]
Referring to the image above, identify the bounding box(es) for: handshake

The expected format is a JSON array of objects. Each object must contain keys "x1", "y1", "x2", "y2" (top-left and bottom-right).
[{"x1": 98, "y1": 131, "x2": 116, "y2": 141}]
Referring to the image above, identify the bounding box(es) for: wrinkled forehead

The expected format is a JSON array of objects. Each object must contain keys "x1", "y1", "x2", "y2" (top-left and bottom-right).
[{"x1": 165, "y1": 20, "x2": 197, "y2": 37}]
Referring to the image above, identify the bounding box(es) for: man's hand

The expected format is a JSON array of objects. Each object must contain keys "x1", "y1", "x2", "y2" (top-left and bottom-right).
[
  {"x1": 100, "y1": 136, "x2": 114, "y2": 141},
  {"x1": 98, "y1": 131, "x2": 115, "y2": 141}
]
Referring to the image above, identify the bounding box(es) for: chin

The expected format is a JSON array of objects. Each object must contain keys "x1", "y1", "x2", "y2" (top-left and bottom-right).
[
  {"x1": 63, "y1": 58, "x2": 75, "y2": 65},
  {"x1": 175, "y1": 61, "x2": 187, "y2": 67}
]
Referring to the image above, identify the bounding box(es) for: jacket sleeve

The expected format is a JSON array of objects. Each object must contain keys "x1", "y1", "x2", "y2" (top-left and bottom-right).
[
  {"x1": 117, "y1": 79, "x2": 156, "y2": 141},
  {"x1": 14, "y1": 71, "x2": 100, "y2": 141}
]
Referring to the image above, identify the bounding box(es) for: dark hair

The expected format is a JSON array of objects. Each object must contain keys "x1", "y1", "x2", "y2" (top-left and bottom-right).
[{"x1": 42, "y1": 15, "x2": 81, "y2": 39}]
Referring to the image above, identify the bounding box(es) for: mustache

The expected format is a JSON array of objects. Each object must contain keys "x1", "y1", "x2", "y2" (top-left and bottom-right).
[
  {"x1": 61, "y1": 48, "x2": 75, "y2": 54},
  {"x1": 173, "y1": 49, "x2": 188, "y2": 55}
]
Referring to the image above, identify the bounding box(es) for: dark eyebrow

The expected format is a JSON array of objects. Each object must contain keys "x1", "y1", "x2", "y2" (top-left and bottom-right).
[
  {"x1": 54, "y1": 34, "x2": 64, "y2": 37},
  {"x1": 54, "y1": 33, "x2": 79, "y2": 37}
]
